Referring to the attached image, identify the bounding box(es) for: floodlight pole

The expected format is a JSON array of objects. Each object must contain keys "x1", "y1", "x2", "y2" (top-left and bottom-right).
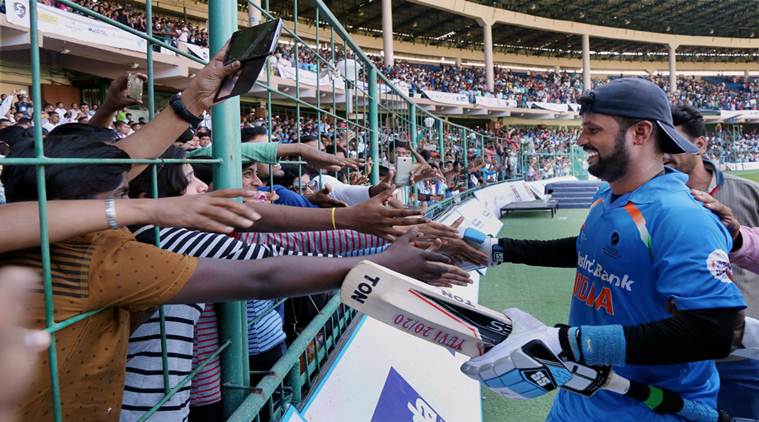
[
  {"x1": 582, "y1": 33, "x2": 591, "y2": 92},
  {"x1": 668, "y1": 44, "x2": 678, "y2": 93},
  {"x1": 381, "y1": 0, "x2": 394, "y2": 66}
]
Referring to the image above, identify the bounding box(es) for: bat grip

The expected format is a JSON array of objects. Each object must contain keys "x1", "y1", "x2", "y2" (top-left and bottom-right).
[{"x1": 609, "y1": 373, "x2": 726, "y2": 422}]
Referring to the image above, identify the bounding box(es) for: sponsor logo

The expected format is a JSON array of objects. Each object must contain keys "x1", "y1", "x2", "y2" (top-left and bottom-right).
[
  {"x1": 577, "y1": 254, "x2": 635, "y2": 291},
  {"x1": 13, "y1": 2, "x2": 26, "y2": 19},
  {"x1": 602, "y1": 231, "x2": 620, "y2": 259},
  {"x1": 350, "y1": 274, "x2": 380, "y2": 304},
  {"x1": 371, "y1": 367, "x2": 447, "y2": 422},
  {"x1": 706, "y1": 249, "x2": 732, "y2": 283},
  {"x1": 610, "y1": 232, "x2": 620, "y2": 245}
]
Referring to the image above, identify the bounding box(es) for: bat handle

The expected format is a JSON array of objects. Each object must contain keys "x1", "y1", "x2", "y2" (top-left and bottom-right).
[{"x1": 605, "y1": 371, "x2": 728, "y2": 422}]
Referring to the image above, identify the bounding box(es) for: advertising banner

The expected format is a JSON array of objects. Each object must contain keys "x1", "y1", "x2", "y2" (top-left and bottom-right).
[
  {"x1": 6, "y1": 0, "x2": 147, "y2": 52},
  {"x1": 422, "y1": 90, "x2": 471, "y2": 106}
]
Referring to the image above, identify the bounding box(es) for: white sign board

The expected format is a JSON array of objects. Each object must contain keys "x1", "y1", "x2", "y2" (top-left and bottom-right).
[
  {"x1": 422, "y1": 90, "x2": 471, "y2": 106},
  {"x1": 6, "y1": 0, "x2": 147, "y2": 52}
]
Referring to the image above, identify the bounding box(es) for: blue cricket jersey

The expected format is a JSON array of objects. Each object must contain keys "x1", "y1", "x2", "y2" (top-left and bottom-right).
[{"x1": 547, "y1": 170, "x2": 746, "y2": 421}]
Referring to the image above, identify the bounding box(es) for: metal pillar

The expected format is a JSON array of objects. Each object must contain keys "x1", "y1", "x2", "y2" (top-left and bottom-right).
[
  {"x1": 582, "y1": 34, "x2": 591, "y2": 91},
  {"x1": 409, "y1": 106, "x2": 417, "y2": 148},
  {"x1": 369, "y1": 67, "x2": 380, "y2": 184},
  {"x1": 483, "y1": 22, "x2": 494, "y2": 92},
  {"x1": 208, "y1": 1, "x2": 248, "y2": 417},
  {"x1": 145, "y1": 0, "x2": 155, "y2": 119},
  {"x1": 437, "y1": 119, "x2": 445, "y2": 162},
  {"x1": 668, "y1": 44, "x2": 677, "y2": 93},
  {"x1": 248, "y1": 0, "x2": 261, "y2": 26},
  {"x1": 381, "y1": 0, "x2": 394, "y2": 66}
]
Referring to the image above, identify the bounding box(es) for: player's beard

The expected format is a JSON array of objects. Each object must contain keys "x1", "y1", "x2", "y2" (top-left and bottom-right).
[{"x1": 587, "y1": 130, "x2": 629, "y2": 183}]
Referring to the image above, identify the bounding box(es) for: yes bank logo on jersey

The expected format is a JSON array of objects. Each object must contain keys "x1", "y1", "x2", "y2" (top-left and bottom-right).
[
  {"x1": 371, "y1": 367, "x2": 447, "y2": 422},
  {"x1": 706, "y1": 249, "x2": 732, "y2": 283}
]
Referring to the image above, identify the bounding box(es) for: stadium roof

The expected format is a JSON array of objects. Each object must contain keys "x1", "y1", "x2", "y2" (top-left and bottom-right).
[{"x1": 269, "y1": 0, "x2": 759, "y2": 61}]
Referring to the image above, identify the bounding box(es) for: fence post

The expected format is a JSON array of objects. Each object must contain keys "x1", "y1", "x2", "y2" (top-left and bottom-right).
[
  {"x1": 208, "y1": 0, "x2": 248, "y2": 417},
  {"x1": 369, "y1": 67, "x2": 379, "y2": 185},
  {"x1": 437, "y1": 119, "x2": 444, "y2": 161}
]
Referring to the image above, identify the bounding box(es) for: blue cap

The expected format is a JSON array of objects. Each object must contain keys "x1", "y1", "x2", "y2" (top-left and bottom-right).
[{"x1": 578, "y1": 78, "x2": 698, "y2": 154}]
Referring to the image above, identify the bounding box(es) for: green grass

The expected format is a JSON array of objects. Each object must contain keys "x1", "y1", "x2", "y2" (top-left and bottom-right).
[
  {"x1": 479, "y1": 209, "x2": 588, "y2": 422},
  {"x1": 728, "y1": 170, "x2": 759, "y2": 184}
]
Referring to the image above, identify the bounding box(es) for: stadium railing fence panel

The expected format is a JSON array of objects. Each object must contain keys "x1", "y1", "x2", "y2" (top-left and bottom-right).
[{"x1": 2, "y1": 0, "x2": 590, "y2": 420}]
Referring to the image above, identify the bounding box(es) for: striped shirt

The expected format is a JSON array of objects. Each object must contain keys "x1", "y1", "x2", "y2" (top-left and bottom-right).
[
  {"x1": 236, "y1": 229, "x2": 386, "y2": 255},
  {"x1": 120, "y1": 226, "x2": 289, "y2": 421}
]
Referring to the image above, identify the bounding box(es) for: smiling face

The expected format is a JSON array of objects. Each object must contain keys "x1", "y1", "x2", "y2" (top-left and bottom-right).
[{"x1": 577, "y1": 112, "x2": 630, "y2": 183}]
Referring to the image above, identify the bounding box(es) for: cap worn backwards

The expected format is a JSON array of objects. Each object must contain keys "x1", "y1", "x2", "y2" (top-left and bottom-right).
[{"x1": 578, "y1": 77, "x2": 699, "y2": 154}]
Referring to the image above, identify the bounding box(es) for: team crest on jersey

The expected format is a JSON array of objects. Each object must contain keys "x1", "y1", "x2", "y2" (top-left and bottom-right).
[{"x1": 706, "y1": 249, "x2": 732, "y2": 283}]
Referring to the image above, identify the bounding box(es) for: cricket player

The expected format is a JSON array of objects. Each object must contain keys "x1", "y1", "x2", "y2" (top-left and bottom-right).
[{"x1": 460, "y1": 78, "x2": 746, "y2": 421}]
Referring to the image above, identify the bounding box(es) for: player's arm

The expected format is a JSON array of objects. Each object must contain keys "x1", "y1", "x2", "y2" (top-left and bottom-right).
[
  {"x1": 461, "y1": 228, "x2": 578, "y2": 269},
  {"x1": 168, "y1": 231, "x2": 470, "y2": 303}
]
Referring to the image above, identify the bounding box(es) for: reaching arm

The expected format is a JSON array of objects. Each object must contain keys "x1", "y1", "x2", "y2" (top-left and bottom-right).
[
  {"x1": 497, "y1": 236, "x2": 578, "y2": 267},
  {"x1": 247, "y1": 189, "x2": 426, "y2": 241},
  {"x1": 113, "y1": 46, "x2": 241, "y2": 181},
  {"x1": 168, "y1": 231, "x2": 471, "y2": 303},
  {"x1": 0, "y1": 189, "x2": 258, "y2": 254},
  {"x1": 88, "y1": 73, "x2": 146, "y2": 129}
]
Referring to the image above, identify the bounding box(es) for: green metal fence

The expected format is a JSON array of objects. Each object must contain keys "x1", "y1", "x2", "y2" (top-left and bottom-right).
[{"x1": 2, "y1": 0, "x2": 510, "y2": 420}]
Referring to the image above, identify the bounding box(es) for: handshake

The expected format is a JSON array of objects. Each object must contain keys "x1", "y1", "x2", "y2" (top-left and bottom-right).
[{"x1": 458, "y1": 227, "x2": 504, "y2": 271}]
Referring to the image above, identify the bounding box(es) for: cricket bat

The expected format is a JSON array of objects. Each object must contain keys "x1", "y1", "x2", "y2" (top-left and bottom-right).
[{"x1": 340, "y1": 260, "x2": 512, "y2": 357}]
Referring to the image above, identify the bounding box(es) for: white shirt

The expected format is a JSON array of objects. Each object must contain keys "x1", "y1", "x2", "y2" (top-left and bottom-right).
[{"x1": 308, "y1": 174, "x2": 370, "y2": 206}]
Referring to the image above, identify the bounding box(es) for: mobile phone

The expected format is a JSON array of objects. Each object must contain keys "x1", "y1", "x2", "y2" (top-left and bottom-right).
[
  {"x1": 394, "y1": 156, "x2": 414, "y2": 186},
  {"x1": 126, "y1": 73, "x2": 143, "y2": 100}
]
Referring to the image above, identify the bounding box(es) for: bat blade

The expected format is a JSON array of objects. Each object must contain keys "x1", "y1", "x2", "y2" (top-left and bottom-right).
[{"x1": 340, "y1": 261, "x2": 512, "y2": 357}]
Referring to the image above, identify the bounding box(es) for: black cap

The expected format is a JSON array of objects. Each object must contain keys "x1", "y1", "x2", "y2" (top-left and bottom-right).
[{"x1": 578, "y1": 78, "x2": 698, "y2": 154}]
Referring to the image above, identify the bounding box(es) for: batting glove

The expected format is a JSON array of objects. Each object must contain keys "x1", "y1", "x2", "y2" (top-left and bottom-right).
[{"x1": 460, "y1": 308, "x2": 573, "y2": 400}]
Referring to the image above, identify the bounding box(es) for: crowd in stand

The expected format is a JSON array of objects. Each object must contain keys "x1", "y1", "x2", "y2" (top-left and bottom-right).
[
  {"x1": 0, "y1": 61, "x2": 485, "y2": 421},
  {"x1": 18, "y1": 0, "x2": 211, "y2": 47}
]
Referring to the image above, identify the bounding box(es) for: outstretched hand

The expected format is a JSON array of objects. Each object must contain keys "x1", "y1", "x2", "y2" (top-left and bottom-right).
[
  {"x1": 305, "y1": 185, "x2": 348, "y2": 208},
  {"x1": 339, "y1": 188, "x2": 426, "y2": 241},
  {"x1": 152, "y1": 189, "x2": 261, "y2": 233},
  {"x1": 182, "y1": 43, "x2": 242, "y2": 115},
  {"x1": 377, "y1": 229, "x2": 471, "y2": 287}
]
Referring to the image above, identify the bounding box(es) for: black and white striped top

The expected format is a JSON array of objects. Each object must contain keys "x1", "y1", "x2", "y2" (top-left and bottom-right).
[{"x1": 120, "y1": 226, "x2": 291, "y2": 422}]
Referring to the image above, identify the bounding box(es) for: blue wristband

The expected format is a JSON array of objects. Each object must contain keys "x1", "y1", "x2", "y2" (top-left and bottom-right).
[{"x1": 578, "y1": 324, "x2": 626, "y2": 366}]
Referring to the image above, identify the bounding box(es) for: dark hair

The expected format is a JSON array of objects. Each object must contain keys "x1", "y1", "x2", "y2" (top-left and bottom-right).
[
  {"x1": 241, "y1": 126, "x2": 267, "y2": 141},
  {"x1": 128, "y1": 145, "x2": 189, "y2": 198},
  {"x1": 2, "y1": 128, "x2": 130, "y2": 202},
  {"x1": 387, "y1": 141, "x2": 410, "y2": 154},
  {"x1": 16, "y1": 118, "x2": 32, "y2": 125},
  {"x1": 0, "y1": 125, "x2": 34, "y2": 148},
  {"x1": 612, "y1": 116, "x2": 664, "y2": 150},
  {"x1": 114, "y1": 121, "x2": 129, "y2": 128},
  {"x1": 300, "y1": 134, "x2": 318, "y2": 143},
  {"x1": 671, "y1": 105, "x2": 705, "y2": 139},
  {"x1": 49, "y1": 123, "x2": 120, "y2": 142}
]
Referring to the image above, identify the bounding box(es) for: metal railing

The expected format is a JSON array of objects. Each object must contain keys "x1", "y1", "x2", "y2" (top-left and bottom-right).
[{"x1": 1, "y1": 0, "x2": 516, "y2": 420}]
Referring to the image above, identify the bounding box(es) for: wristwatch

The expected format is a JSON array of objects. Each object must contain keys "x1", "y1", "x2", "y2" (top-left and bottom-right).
[{"x1": 169, "y1": 92, "x2": 203, "y2": 127}]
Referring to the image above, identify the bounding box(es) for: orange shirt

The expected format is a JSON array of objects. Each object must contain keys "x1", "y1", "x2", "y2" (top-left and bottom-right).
[{"x1": 0, "y1": 228, "x2": 198, "y2": 421}]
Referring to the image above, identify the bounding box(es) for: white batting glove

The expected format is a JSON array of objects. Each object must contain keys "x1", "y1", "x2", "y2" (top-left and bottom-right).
[{"x1": 460, "y1": 308, "x2": 572, "y2": 400}]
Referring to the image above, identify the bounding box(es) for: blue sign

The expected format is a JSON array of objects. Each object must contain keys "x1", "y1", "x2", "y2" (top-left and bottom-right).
[{"x1": 371, "y1": 367, "x2": 447, "y2": 422}]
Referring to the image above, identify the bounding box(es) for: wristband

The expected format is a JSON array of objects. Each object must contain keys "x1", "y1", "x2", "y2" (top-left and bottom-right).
[
  {"x1": 104, "y1": 199, "x2": 118, "y2": 229},
  {"x1": 169, "y1": 92, "x2": 203, "y2": 127},
  {"x1": 331, "y1": 207, "x2": 337, "y2": 230}
]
